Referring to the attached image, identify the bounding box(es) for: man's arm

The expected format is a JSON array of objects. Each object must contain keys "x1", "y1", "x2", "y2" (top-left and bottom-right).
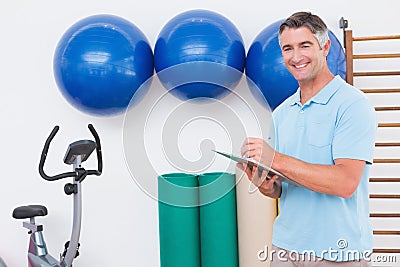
[
  {"x1": 274, "y1": 152, "x2": 365, "y2": 198},
  {"x1": 242, "y1": 138, "x2": 366, "y2": 198}
]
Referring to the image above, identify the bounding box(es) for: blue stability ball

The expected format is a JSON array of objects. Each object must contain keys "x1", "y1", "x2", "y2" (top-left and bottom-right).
[
  {"x1": 246, "y1": 20, "x2": 346, "y2": 110},
  {"x1": 53, "y1": 14, "x2": 154, "y2": 116},
  {"x1": 154, "y1": 9, "x2": 245, "y2": 100}
]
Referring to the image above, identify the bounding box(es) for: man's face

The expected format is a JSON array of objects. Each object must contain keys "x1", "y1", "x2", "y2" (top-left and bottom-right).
[{"x1": 280, "y1": 26, "x2": 330, "y2": 83}]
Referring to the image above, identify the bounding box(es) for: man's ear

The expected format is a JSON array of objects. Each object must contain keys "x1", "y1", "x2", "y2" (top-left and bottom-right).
[{"x1": 323, "y1": 39, "x2": 331, "y2": 57}]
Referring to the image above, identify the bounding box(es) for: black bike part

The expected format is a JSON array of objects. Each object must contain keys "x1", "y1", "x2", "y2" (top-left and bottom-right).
[
  {"x1": 39, "y1": 126, "x2": 75, "y2": 181},
  {"x1": 64, "y1": 183, "x2": 78, "y2": 195},
  {"x1": 12, "y1": 205, "x2": 48, "y2": 219},
  {"x1": 63, "y1": 140, "x2": 96, "y2": 165},
  {"x1": 88, "y1": 124, "x2": 103, "y2": 176},
  {"x1": 75, "y1": 168, "x2": 89, "y2": 183},
  {"x1": 39, "y1": 124, "x2": 103, "y2": 182}
]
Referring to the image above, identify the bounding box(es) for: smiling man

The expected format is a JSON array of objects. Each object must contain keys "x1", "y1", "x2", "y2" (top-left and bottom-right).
[{"x1": 239, "y1": 12, "x2": 377, "y2": 266}]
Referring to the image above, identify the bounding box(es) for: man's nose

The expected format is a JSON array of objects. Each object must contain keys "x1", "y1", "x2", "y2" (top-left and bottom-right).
[{"x1": 292, "y1": 48, "x2": 303, "y2": 62}]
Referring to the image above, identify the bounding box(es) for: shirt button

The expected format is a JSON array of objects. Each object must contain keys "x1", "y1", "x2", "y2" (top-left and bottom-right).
[{"x1": 300, "y1": 110, "x2": 304, "y2": 113}]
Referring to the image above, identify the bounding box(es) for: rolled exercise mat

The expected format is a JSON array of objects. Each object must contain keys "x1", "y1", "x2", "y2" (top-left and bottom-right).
[
  {"x1": 198, "y1": 172, "x2": 239, "y2": 267},
  {"x1": 235, "y1": 168, "x2": 277, "y2": 266},
  {"x1": 158, "y1": 173, "x2": 201, "y2": 267}
]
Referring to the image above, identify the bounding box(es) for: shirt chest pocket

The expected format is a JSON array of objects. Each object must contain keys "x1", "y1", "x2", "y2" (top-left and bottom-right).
[{"x1": 306, "y1": 120, "x2": 334, "y2": 148}]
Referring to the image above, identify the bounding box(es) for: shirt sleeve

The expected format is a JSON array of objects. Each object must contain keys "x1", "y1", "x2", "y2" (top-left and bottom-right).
[{"x1": 332, "y1": 97, "x2": 377, "y2": 164}]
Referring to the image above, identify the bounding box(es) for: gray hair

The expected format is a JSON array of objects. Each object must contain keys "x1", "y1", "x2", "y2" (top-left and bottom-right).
[{"x1": 278, "y1": 12, "x2": 329, "y2": 49}]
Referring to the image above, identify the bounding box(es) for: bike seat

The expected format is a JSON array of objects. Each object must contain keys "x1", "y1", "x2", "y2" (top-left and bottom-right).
[{"x1": 12, "y1": 205, "x2": 48, "y2": 219}]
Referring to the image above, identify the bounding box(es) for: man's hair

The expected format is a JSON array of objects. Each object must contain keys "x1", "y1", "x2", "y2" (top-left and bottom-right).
[{"x1": 278, "y1": 12, "x2": 329, "y2": 49}]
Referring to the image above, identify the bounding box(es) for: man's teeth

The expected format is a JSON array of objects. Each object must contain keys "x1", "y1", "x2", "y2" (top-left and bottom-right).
[{"x1": 295, "y1": 63, "x2": 307, "y2": 69}]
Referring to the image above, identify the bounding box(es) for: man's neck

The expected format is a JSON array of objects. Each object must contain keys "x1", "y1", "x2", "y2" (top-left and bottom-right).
[{"x1": 299, "y1": 72, "x2": 335, "y2": 105}]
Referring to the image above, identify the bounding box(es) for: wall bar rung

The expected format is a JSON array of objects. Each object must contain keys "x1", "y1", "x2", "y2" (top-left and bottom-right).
[
  {"x1": 362, "y1": 88, "x2": 400, "y2": 93},
  {"x1": 373, "y1": 230, "x2": 400, "y2": 235},
  {"x1": 354, "y1": 53, "x2": 400, "y2": 59},
  {"x1": 378, "y1": 123, "x2": 400, "y2": 127},
  {"x1": 370, "y1": 178, "x2": 400, "y2": 182},
  {"x1": 373, "y1": 248, "x2": 400, "y2": 253},
  {"x1": 353, "y1": 35, "x2": 400, "y2": 41},
  {"x1": 370, "y1": 213, "x2": 400, "y2": 218},
  {"x1": 370, "y1": 194, "x2": 400, "y2": 199},
  {"x1": 354, "y1": 71, "x2": 400, "y2": 76},
  {"x1": 375, "y1": 142, "x2": 400, "y2": 146},
  {"x1": 373, "y1": 159, "x2": 400, "y2": 163},
  {"x1": 375, "y1": 107, "x2": 400, "y2": 111}
]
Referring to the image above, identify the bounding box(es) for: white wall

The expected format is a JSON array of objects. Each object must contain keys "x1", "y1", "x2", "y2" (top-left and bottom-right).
[{"x1": 0, "y1": 0, "x2": 398, "y2": 266}]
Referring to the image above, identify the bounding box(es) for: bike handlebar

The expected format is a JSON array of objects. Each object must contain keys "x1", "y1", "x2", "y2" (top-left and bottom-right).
[
  {"x1": 88, "y1": 124, "x2": 103, "y2": 176},
  {"x1": 39, "y1": 124, "x2": 103, "y2": 181}
]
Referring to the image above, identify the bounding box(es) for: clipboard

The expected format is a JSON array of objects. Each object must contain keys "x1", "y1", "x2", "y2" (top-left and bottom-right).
[{"x1": 213, "y1": 150, "x2": 296, "y2": 185}]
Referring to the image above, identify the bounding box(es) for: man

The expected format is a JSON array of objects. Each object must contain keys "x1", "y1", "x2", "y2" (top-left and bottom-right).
[{"x1": 239, "y1": 12, "x2": 377, "y2": 266}]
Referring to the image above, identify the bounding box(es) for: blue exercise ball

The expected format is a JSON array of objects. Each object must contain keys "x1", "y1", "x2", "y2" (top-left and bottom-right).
[
  {"x1": 53, "y1": 14, "x2": 154, "y2": 116},
  {"x1": 246, "y1": 20, "x2": 346, "y2": 110},
  {"x1": 154, "y1": 9, "x2": 245, "y2": 100}
]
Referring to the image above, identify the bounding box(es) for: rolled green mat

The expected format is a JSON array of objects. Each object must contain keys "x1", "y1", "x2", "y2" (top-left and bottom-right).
[
  {"x1": 198, "y1": 172, "x2": 239, "y2": 267},
  {"x1": 158, "y1": 173, "x2": 201, "y2": 267}
]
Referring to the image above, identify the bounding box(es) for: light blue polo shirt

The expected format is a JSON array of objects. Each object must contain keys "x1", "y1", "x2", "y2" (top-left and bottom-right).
[{"x1": 272, "y1": 76, "x2": 377, "y2": 261}]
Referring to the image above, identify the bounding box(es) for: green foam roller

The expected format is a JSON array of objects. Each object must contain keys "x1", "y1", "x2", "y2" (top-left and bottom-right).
[
  {"x1": 198, "y1": 172, "x2": 239, "y2": 267},
  {"x1": 158, "y1": 173, "x2": 201, "y2": 267}
]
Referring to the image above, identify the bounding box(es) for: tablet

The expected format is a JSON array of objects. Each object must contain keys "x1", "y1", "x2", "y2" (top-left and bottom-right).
[{"x1": 213, "y1": 150, "x2": 296, "y2": 185}]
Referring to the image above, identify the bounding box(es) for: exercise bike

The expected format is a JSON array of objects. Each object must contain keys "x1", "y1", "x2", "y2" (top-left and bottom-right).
[{"x1": 1, "y1": 124, "x2": 102, "y2": 267}]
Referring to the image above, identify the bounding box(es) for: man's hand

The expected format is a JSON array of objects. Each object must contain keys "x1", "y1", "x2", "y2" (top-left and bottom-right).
[
  {"x1": 236, "y1": 163, "x2": 282, "y2": 198},
  {"x1": 237, "y1": 138, "x2": 282, "y2": 198},
  {"x1": 240, "y1": 137, "x2": 276, "y2": 168}
]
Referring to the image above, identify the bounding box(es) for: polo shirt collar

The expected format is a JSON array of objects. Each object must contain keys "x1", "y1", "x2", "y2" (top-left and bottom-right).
[
  {"x1": 289, "y1": 89, "x2": 301, "y2": 106},
  {"x1": 289, "y1": 75, "x2": 341, "y2": 107}
]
